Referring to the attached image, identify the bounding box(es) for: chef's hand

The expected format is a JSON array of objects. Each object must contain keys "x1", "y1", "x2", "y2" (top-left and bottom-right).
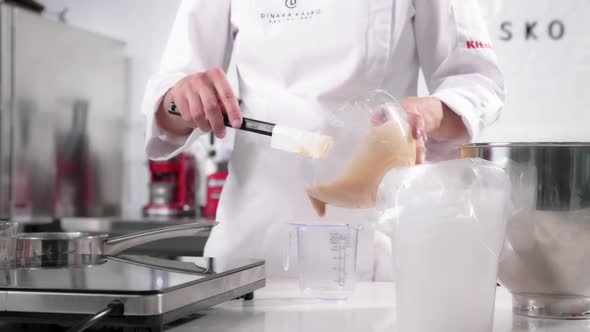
[
  {"x1": 156, "y1": 67, "x2": 242, "y2": 139},
  {"x1": 399, "y1": 97, "x2": 468, "y2": 164}
]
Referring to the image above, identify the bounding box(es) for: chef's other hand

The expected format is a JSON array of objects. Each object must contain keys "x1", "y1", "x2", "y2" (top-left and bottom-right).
[
  {"x1": 157, "y1": 67, "x2": 242, "y2": 139},
  {"x1": 401, "y1": 105, "x2": 427, "y2": 165},
  {"x1": 399, "y1": 97, "x2": 469, "y2": 164}
]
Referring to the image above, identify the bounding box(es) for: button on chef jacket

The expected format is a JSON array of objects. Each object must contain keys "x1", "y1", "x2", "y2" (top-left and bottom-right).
[{"x1": 142, "y1": 0, "x2": 505, "y2": 281}]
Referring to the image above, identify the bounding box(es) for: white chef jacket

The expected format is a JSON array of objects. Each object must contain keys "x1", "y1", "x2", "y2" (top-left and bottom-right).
[{"x1": 142, "y1": 0, "x2": 505, "y2": 280}]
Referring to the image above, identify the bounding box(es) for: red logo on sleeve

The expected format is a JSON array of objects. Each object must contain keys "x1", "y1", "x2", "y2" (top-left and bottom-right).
[{"x1": 466, "y1": 40, "x2": 493, "y2": 49}]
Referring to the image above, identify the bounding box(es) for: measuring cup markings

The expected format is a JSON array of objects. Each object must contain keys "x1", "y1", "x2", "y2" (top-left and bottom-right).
[
  {"x1": 285, "y1": 224, "x2": 360, "y2": 300},
  {"x1": 328, "y1": 232, "x2": 352, "y2": 286},
  {"x1": 339, "y1": 234, "x2": 346, "y2": 286}
]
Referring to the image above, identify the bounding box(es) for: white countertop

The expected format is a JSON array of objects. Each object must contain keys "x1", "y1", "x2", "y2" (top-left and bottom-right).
[{"x1": 170, "y1": 278, "x2": 590, "y2": 332}]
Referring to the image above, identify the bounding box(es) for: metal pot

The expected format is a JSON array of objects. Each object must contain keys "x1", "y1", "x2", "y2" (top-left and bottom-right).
[
  {"x1": 15, "y1": 222, "x2": 216, "y2": 269},
  {"x1": 460, "y1": 143, "x2": 590, "y2": 319}
]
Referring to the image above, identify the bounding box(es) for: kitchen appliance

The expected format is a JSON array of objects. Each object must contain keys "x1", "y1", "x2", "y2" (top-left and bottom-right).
[
  {"x1": 0, "y1": 255, "x2": 265, "y2": 331},
  {"x1": 460, "y1": 142, "x2": 590, "y2": 319},
  {"x1": 53, "y1": 100, "x2": 92, "y2": 217},
  {"x1": 199, "y1": 132, "x2": 228, "y2": 218},
  {"x1": 16, "y1": 222, "x2": 215, "y2": 268},
  {"x1": 0, "y1": 3, "x2": 126, "y2": 221},
  {"x1": 143, "y1": 153, "x2": 197, "y2": 217},
  {"x1": 203, "y1": 165, "x2": 228, "y2": 218}
]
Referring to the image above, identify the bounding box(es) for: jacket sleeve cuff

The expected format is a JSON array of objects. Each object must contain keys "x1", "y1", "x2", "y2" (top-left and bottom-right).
[
  {"x1": 431, "y1": 88, "x2": 481, "y2": 143},
  {"x1": 143, "y1": 73, "x2": 203, "y2": 161}
]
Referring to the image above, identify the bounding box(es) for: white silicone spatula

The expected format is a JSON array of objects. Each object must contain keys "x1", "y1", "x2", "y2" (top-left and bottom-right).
[{"x1": 168, "y1": 102, "x2": 333, "y2": 160}]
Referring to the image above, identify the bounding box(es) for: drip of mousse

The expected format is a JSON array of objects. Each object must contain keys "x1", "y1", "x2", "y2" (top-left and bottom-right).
[{"x1": 306, "y1": 120, "x2": 416, "y2": 217}]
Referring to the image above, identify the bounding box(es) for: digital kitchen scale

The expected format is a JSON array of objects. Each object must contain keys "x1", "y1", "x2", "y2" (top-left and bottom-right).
[{"x1": 0, "y1": 256, "x2": 265, "y2": 331}]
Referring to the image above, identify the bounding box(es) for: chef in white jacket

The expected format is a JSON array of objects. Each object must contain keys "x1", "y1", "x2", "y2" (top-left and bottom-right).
[{"x1": 143, "y1": 0, "x2": 505, "y2": 280}]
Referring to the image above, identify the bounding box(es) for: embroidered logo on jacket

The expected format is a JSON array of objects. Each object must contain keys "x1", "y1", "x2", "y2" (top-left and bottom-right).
[
  {"x1": 285, "y1": 0, "x2": 297, "y2": 9},
  {"x1": 260, "y1": 9, "x2": 322, "y2": 24}
]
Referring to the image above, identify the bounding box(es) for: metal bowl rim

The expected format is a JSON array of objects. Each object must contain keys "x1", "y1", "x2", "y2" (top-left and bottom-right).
[
  {"x1": 462, "y1": 142, "x2": 590, "y2": 148},
  {"x1": 16, "y1": 232, "x2": 109, "y2": 240}
]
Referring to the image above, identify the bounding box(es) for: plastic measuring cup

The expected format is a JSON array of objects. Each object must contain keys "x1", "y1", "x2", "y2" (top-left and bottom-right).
[{"x1": 283, "y1": 223, "x2": 360, "y2": 300}]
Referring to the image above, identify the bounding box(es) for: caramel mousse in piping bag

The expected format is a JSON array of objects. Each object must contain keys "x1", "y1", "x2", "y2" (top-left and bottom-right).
[{"x1": 306, "y1": 92, "x2": 416, "y2": 217}]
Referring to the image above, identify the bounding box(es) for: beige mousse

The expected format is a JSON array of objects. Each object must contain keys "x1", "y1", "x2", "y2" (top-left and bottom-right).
[{"x1": 306, "y1": 121, "x2": 416, "y2": 217}]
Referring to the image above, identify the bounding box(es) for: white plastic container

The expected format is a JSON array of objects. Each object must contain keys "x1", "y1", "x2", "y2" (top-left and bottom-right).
[
  {"x1": 395, "y1": 222, "x2": 501, "y2": 332},
  {"x1": 377, "y1": 159, "x2": 511, "y2": 332},
  {"x1": 283, "y1": 223, "x2": 360, "y2": 300}
]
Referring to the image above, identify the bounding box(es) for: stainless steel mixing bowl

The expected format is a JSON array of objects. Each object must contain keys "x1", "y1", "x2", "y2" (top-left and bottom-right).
[{"x1": 460, "y1": 143, "x2": 590, "y2": 319}]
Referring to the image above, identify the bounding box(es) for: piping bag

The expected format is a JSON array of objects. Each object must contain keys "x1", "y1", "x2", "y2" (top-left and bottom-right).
[{"x1": 304, "y1": 91, "x2": 416, "y2": 217}]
